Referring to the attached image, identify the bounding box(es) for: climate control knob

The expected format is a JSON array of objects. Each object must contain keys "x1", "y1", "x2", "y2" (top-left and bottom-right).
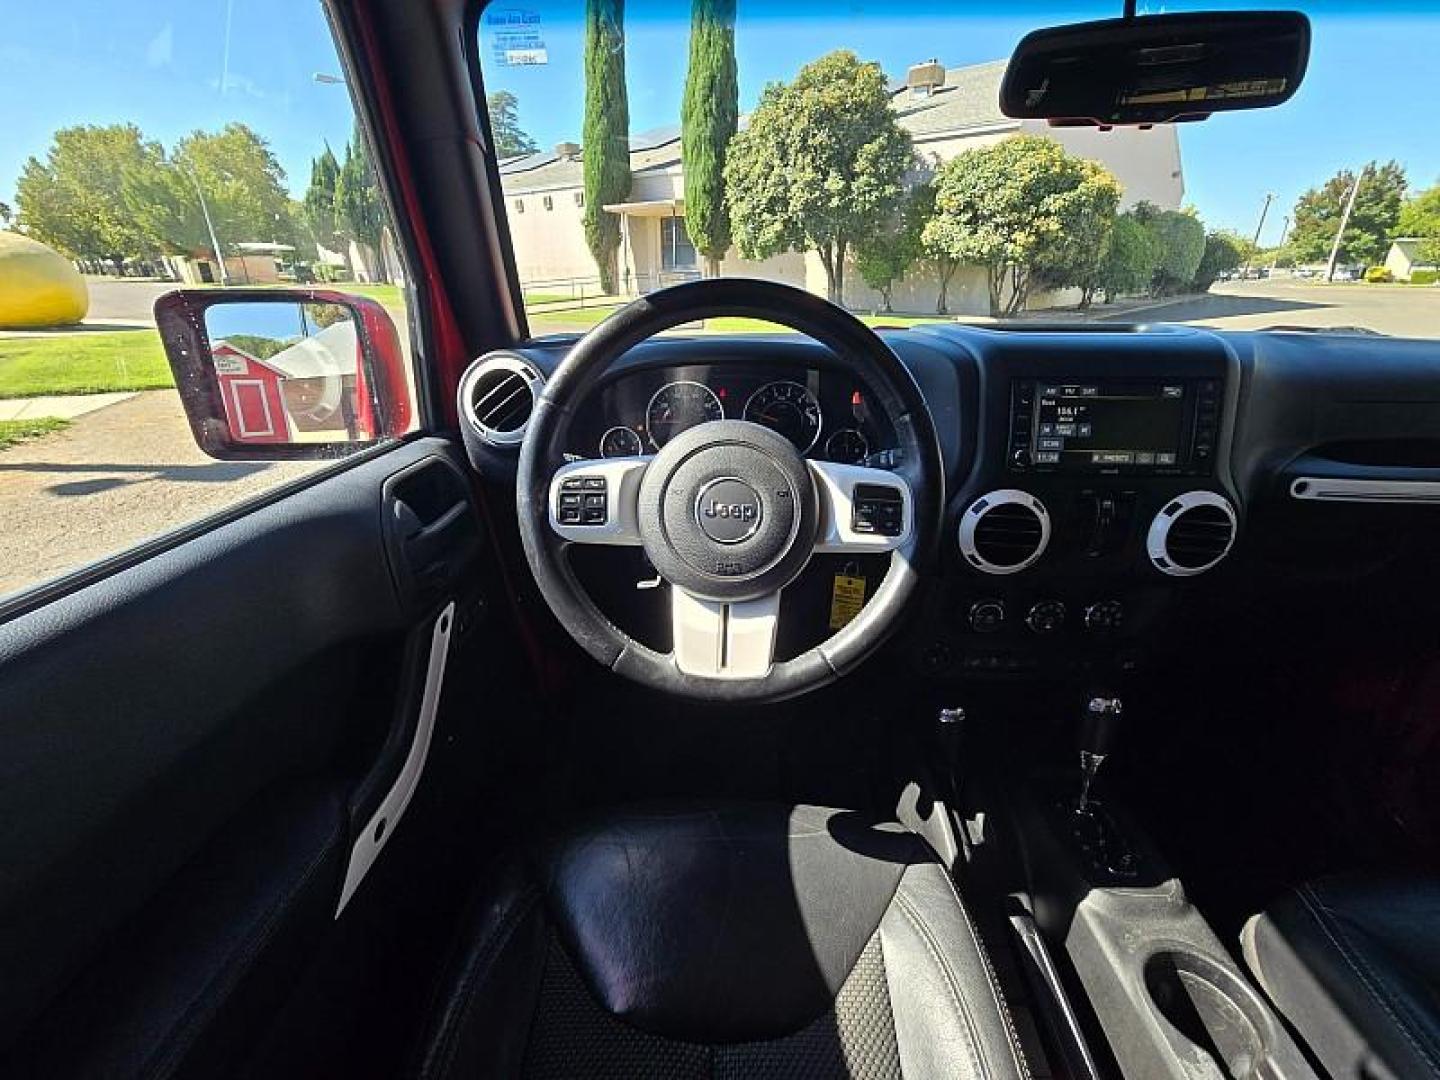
[
  {"x1": 1026, "y1": 600, "x2": 1066, "y2": 635},
  {"x1": 968, "y1": 600, "x2": 1006, "y2": 634},
  {"x1": 1084, "y1": 599, "x2": 1125, "y2": 632}
]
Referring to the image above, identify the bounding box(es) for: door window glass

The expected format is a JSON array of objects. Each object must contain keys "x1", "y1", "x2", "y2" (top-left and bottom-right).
[{"x1": 0, "y1": 0, "x2": 419, "y2": 602}]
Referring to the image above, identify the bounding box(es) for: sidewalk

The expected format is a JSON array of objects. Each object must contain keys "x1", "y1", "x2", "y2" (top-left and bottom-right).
[{"x1": 0, "y1": 392, "x2": 137, "y2": 421}]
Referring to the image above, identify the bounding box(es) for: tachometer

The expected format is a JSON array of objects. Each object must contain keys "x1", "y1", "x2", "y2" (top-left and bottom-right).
[
  {"x1": 646, "y1": 381, "x2": 724, "y2": 448},
  {"x1": 599, "y1": 425, "x2": 644, "y2": 458},
  {"x1": 825, "y1": 427, "x2": 869, "y2": 464},
  {"x1": 743, "y1": 380, "x2": 822, "y2": 453}
]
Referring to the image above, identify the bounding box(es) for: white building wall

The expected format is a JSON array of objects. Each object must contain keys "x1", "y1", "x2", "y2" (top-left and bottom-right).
[{"x1": 506, "y1": 185, "x2": 597, "y2": 284}]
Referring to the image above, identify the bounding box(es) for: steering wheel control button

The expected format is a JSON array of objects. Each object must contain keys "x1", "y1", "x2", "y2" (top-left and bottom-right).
[
  {"x1": 969, "y1": 599, "x2": 1007, "y2": 634},
  {"x1": 695, "y1": 478, "x2": 763, "y2": 544},
  {"x1": 851, "y1": 484, "x2": 904, "y2": 537},
  {"x1": 1026, "y1": 600, "x2": 1067, "y2": 635},
  {"x1": 559, "y1": 475, "x2": 608, "y2": 525}
]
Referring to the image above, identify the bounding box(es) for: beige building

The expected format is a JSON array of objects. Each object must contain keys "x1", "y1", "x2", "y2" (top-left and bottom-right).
[
  {"x1": 1384, "y1": 238, "x2": 1437, "y2": 281},
  {"x1": 500, "y1": 59, "x2": 1185, "y2": 316}
]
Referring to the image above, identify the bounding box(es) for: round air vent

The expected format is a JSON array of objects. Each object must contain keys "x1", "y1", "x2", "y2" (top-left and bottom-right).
[
  {"x1": 959, "y1": 490, "x2": 1051, "y2": 575},
  {"x1": 1147, "y1": 491, "x2": 1237, "y2": 577},
  {"x1": 458, "y1": 354, "x2": 545, "y2": 447}
]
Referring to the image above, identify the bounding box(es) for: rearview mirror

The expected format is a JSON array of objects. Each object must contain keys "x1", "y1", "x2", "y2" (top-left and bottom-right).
[
  {"x1": 155, "y1": 289, "x2": 413, "y2": 460},
  {"x1": 1001, "y1": 10, "x2": 1310, "y2": 127}
]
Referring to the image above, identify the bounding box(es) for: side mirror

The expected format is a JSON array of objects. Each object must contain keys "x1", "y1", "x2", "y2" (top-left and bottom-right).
[
  {"x1": 1001, "y1": 10, "x2": 1310, "y2": 127},
  {"x1": 155, "y1": 289, "x2": 413, "y2": 460}
]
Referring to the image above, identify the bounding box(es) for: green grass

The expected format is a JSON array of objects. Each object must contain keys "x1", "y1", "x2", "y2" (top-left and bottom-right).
[
  {"x1": 0, "y1": 331, "x2": 173, "y2": 398},
  {"x1": 525, "y1": 304, "x2": 958, "y2": 335},
  {"x1": 522, "y1": 291, "x2": 576, "y2": 306},
  {"x1": 0, "y1": 417, "x2": 72, "y2": 450}
]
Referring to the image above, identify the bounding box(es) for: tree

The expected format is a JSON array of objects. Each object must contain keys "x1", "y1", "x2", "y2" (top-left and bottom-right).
[
  {"x1": 582, "y1": 0, "x2": 630, "y2": 294},
  {"x1": 908, "y1": 183, "x2": 958, "y2": 314},
  {"x1": 1193, "y1": 231, "x2": 1247, "y2": 291},
  {"x1": 922, "y1": 135, "x2": 1122, "y2": 316},
  {"x1": 127, "y1": 124, "x2": 296, "y2": 261},
  {"x1": 1035, "y1": 187, "x2": 1120, "y2": 308},
  {"x1": 16, "y1": 124, "x2": 167, "y2": 258},
  {"x1": 303, "y1": 146, "x2": 342, "y2": 252},
  {"x1": 1398, "y1": 182, "x2": 1440, "y2": 267},
  {"x1": 1098, "y1": 212, "x2": 1159, "y2": 302},
  {"x1": 725, "y1": 50, "x2": 912, "y2": 305},
  {"x1": 1133, "y1": 203, "x2": 1205, "y2": 295},
  {"x1": 1287, "y1": 161, "x2": 1407, "y2": 268},
  {"x1": 336, "y1": 122, "x2": 387, "y2": 281},
  {"x1": 855, "y1": 184, "x2": 928, "y2": 311},
  {"x1": 486, "y1": 91, "x2": 538, "y2": 159},
  {"x1": 0, "y1": 201, "x2": 12, "y2": 227},
  {"x1": 681, "y1": 0, "x2": 738, "y2": 277}
]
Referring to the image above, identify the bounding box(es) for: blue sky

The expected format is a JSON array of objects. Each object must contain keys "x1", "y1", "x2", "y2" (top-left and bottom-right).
[{"x1": 3, "y1": 0, "x2": 1439, "y2": 248}]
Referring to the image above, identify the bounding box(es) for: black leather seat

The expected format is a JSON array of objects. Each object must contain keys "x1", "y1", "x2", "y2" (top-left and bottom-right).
[
  {"x1": 413, "y1": 803, "x2": 1030, "y2": 1079},
  {"x1": 1242, "y1": 873, "x2": 1440, "y2": 1080}
]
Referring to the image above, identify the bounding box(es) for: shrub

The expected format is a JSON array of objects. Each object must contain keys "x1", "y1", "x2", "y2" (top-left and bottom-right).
[
  {"x1": 1194, "y1": 231, "x2": 1246, "y2": 292},
  {"x1": 1364, "y1": 266, "x2": 1394, "y2": 283},
  {"x1": 1410, "y1": 269, "x2": 1439, "y2": 285}
]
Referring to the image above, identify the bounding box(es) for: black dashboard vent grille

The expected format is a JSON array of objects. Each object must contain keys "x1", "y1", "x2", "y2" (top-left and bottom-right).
[
  {"x1": 974, "y1": 504, "x2": 1045, "y2": 566},
  {"x1": 1164, "y1": 505, "x2": 1234, "y2": 569},
  {"x1": 460, "y1": 355, "x2": 543, "y2": 447},
  {"x1": 960, "y1": 491, "x2": 1050, "y2": 574}
]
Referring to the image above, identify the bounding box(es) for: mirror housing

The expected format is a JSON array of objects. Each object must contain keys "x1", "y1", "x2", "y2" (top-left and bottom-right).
[
  {"x1": 154, "y1": 288, "x2": 413, "y2": 460},
  {"x1": 1001, "y1": 10, "x2": 1310, "y2": 127}
]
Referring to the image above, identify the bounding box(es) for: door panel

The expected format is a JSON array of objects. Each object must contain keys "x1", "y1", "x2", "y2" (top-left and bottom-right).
[{"x1": 0, "y1": 437, "x2": 488, "y2": 1075}]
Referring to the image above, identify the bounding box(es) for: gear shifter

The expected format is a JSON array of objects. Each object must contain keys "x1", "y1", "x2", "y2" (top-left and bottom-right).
[{"x1": 1076, "y1": 695, "x2": 1122, "y2": 816}]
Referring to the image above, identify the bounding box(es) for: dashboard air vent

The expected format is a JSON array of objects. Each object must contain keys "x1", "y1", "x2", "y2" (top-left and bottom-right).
[
  {"x1": 959, "y1": 490, "x2": 1050, "y2": 575},
  {"x1": 1147, "y1": 491, "x2": 1237, "y2": 577},
  {"x1": 458, "y1": 354, "x2": 544, "y2": 448}
]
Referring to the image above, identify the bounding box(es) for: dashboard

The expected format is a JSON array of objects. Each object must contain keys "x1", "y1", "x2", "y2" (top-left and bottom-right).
[
  {"x1": 458, "y1": 322, "x2": 1440, "y2": 683},
  {"x1": 563, "y1": 362, "x2": 895, "y2": 466}
]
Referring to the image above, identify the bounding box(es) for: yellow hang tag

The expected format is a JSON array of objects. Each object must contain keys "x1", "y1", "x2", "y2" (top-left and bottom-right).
[{"x1": 829, "y1": 574, "x2": 867, "y2": 630}]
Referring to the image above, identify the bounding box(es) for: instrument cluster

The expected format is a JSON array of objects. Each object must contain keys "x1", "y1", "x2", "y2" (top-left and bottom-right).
[{"x1": 570, "y1": 364, "x2": 891, "y2": 465}]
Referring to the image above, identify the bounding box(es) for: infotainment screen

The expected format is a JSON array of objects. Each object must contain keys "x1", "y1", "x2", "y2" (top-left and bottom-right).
[{"x1": 1009, "y1": 377, "x2": 1220, "y2": 474}]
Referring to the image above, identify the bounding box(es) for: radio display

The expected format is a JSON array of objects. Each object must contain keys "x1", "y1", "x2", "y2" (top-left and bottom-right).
[{"x1": 1029, "y1": 381, "x2": 1189, "y2": 469}]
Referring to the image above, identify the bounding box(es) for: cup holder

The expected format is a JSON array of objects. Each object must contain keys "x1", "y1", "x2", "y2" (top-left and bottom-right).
[{"x1": 1143, "y1": 949, "x2": 1274, "y2": 1079}]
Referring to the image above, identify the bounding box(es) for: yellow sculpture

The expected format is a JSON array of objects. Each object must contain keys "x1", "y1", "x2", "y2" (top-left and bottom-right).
[{"x1": 0, "y1": 232, "x2": 90, "y2": 328}]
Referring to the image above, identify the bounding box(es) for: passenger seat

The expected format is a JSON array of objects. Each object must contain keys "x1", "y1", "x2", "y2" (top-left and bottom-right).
[{"x1": 1242, "y1": 874, "x2": 1440, "y2": 1080}]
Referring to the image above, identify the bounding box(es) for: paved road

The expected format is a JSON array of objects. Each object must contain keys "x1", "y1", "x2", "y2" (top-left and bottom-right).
[
  {"x1": 0, "y1": 391, "x2": 319, "y2": 598},
  {"x1": 82, "y1": 278, "x2": 177, "y2": 325},
  {"x1": 1121, "y1": 278, "x2": 1440, "y2": 338}
]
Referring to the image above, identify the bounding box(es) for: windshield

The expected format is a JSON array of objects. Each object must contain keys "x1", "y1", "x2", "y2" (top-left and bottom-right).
[{"x1": 478, "y1": 0, "x2": 1440, "y2": 339}]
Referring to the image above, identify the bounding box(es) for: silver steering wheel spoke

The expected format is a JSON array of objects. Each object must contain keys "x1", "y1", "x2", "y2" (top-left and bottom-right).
[
  {"x1": 672, "y1": 588, "x2": 780, "y2": 679},
  {"x1": 809, "y1": 460, "x2": 914, "y2": 553},
  {"x1": 547, "y1": 456, "x2": 652, "y2": 545}
]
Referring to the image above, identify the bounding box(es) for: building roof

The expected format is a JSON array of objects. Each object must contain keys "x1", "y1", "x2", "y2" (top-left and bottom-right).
[
  {"x1": 889, "y1": 59, "x2": 1012, "y2": 138},
  {"x1": 500, "y1": 60, "x2": 1012, "y2": 194}
]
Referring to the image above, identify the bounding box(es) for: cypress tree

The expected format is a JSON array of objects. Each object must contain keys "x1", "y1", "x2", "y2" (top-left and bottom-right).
[
  {"x1": 681, "y1": 0, "x2": 738, "y2": 277},
  {"x1": 582, "y1": 0, "x2": 630, "y2": 294}
]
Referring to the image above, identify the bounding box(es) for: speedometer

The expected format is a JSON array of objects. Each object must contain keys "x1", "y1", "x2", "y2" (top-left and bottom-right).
[
  {"x1": 646, "y1": 381, "x2": 724, "y2": 448},
  {"x1": 743, "y1": 380, "x2": 822, "y2": 453}
]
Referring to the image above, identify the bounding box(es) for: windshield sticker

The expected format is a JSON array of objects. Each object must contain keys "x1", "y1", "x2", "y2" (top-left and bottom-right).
[{"x1": 485, "y1": 9, "x2": 548, "y2": 67}]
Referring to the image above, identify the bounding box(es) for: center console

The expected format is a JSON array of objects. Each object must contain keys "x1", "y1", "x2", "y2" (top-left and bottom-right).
[{"x1": 903, "y1": 326, "x2": 1242, "y2": 684}]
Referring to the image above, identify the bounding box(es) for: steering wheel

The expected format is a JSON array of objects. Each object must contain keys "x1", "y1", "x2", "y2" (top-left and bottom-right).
[{"x1": 516, "y1": 278, "x2": 943, "y2": 702}]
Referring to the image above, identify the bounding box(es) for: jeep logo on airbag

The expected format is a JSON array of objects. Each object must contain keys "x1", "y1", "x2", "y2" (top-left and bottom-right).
[{"x1": 695, "y1": 478, "x2": 763, "y2": 544}]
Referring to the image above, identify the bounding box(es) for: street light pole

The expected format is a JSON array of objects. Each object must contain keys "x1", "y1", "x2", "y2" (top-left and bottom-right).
[
  {"x1": 1244, "y1": 192, "x2": 1275, "y2": 276},
  {"x1": 169, "y1": 161, "x2": 228, "y2": 286},
  {"x1": 1271, "y1": 215, "x2": 1290, "y2": 272},
  {"x1": 1326, "y1": 168, "x2": 1365, "y2": 283}
]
